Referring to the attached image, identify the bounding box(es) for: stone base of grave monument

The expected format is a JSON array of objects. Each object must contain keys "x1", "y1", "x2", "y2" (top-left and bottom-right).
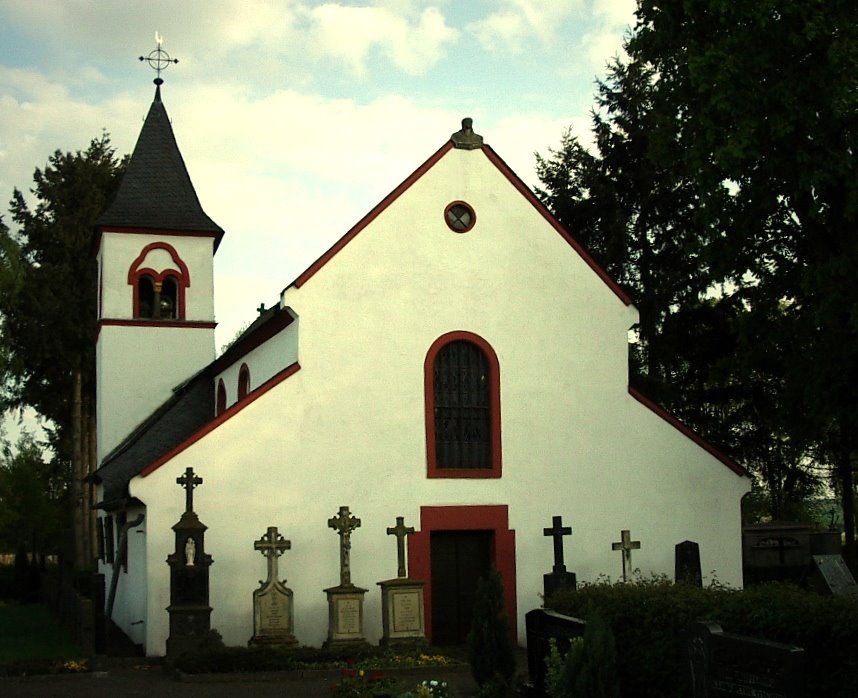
[
  {"x1": 166, "y1": 604, "x2": 214, "y2": 657},
  {"x1": 323, "y1": 584, "x2": 371, "y2": 649},
  {"x1": 377, "y1": 578, "x2": 427, "y2": 648},
  {"x1": 543, "y1": 570, "x2": 577, "y2": 601},
  {"x1": 249, "y1": 580, "x2": 298, "y2": 647}
]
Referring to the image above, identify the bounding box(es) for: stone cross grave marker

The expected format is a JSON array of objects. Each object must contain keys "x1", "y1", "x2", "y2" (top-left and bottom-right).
[
  {"x1": 544, "y1": 516, "x2": 572, "y2": 573},
  {"x1": 250, "y1": 526, "x2": 295, "y2": 646},
  {"x1": 176, "y1": 466, "x2": 203, "y2": 514},
  {"x1": 328, "y1": 506, "x2": 361, "y2": 586},
  {"x1": 387, "y1": 516, "x2": 415, "y2": 578},
  {"x1": 255, "y1": 526, "x2": 291, "y2": 585},
  {"x1": 612, "y1": 529, "x2": 640, "y2": 582}
]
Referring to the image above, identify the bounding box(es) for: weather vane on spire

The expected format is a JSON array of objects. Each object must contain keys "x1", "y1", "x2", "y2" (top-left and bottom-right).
[{"x1": 139, "y1": 32, "x2": 179, "y2": 85}]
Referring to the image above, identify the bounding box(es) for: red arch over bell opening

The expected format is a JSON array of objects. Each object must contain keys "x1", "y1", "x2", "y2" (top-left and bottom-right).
[
  {"x1": 408, "y1": 504, "x2": 517, "y2": 643},
  {"x1": 127, "y1": 242, "x2": 191, "y2": 319}
]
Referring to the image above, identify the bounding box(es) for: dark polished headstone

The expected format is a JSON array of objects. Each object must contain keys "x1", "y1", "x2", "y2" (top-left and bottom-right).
[
  {"x1": 675, "y1": 540, "x2": 703, "y2": 587},
  {"x1": 166, "y1": 468, "x2": 214, "y2": 658},
  {"x1": 688, "y1": 621, "x2": 804, "y2": 698},
  {"x1": 525, "y1": 609, "x2": 586, "y2": 695}
]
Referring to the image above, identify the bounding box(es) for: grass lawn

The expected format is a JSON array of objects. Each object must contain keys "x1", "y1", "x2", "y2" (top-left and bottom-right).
[{"x1": 0, "y1": 601, "x2": 82, "y2": 663}]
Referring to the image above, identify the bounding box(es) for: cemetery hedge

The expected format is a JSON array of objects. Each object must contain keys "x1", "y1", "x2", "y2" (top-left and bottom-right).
[{"x1": 546, "y1": 576, "x2": 858, "y2": 698}]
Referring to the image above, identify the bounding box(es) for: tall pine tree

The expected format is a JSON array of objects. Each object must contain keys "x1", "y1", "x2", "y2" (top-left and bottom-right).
[{"x1": 1, "y1": 134, "x2": 125, "y2": 570}]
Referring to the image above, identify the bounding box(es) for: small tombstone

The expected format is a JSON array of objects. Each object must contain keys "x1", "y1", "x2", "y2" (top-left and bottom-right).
[
  {"x1": 524, "y1": 609, "x2": 587, "y2": 695},
  {"x1": 249, "y1": 526, "x2": 297, "y2": 647},
  {"x1": 688, "y1": 621, "x2": 804, "y2": 698},
  {"x1": 542, "y1": 516, "x2": 577, "y2": 602},
  {"x1": 808, "y1": 554, "x2": 858, "y2": 597},
  {"x1": 323, "y1": 506, "x2": 369, "y2": 649},
  {"x1": 675, "y1": 540, "x2": 703, "y2": 587},
  {"x1": 378, "y1": 516, "x2": 427, "y2": 648},
  {"x1": 611, "y1": 529, "x2": 640, "y2": 582},
  {"x1": 166, "y1": 467, "x2": 214, "y2": 658}
]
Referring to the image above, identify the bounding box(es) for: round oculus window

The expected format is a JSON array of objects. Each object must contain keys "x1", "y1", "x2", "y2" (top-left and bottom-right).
[{"x1": 444, "y1": 201, "x2": 476, "y2": 233}]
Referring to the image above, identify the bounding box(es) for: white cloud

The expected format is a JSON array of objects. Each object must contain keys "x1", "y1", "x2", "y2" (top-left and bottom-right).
[
  {"x1": 303, "y1": 4, "x2": 458, "y2": 75},
  {"x1": 468, "y1": 0, "x2": 582, "y2": 53}
]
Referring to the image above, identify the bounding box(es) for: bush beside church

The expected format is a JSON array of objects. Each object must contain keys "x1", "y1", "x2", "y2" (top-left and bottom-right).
[{"x1": 547, "y1": 577, "x2": 858, "y2": 698}]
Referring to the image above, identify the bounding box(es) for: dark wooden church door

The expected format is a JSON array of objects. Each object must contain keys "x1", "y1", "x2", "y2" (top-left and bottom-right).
[{"x1": 430, "y1": 530, "x2": 493, "y2": 645}]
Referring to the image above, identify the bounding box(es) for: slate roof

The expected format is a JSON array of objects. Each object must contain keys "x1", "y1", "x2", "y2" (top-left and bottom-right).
[
  {"x1": 95, "y1": 84, "x2": 224, "y2": 244},
  {"x1": 93, "y1": 372, "x2": 214, "y2": 510}
]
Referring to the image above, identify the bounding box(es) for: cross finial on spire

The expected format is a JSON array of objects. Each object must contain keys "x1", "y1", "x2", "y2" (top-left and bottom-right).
[{"x1": 139, "y1": 32, "x2": 179, "y2": 87}]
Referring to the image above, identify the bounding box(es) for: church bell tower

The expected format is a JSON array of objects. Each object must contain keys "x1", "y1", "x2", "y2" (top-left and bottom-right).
[{"x1": 94, "y1": 68, "x2": 223, "y2": 463}]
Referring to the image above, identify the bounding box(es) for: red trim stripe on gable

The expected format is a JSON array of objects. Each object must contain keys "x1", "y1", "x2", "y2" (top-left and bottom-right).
[
  {"x1": 288, "y1": 138, "x2": 633, "y2": 309},
  {"x1": 293, "y1": 141, "x2": 455, "y2": 289},
  {"x1": 628, "y1": 385, "x2": 748, "y2": 477},
  {"x1": 140, "y1": 361, "x2": 301, "y2": 477},
  {"x1": 480, "y1": 145, "x2": 633, "y2": 306}
]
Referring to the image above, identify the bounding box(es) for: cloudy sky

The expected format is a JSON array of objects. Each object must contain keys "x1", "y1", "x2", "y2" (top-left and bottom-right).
[{"x1": 1, "y1": 0, "x2": 635, "y2": 439}]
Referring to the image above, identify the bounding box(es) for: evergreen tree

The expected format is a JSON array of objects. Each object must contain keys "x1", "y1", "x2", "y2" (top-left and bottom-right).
[
  {"x1": 536, "y1": 1, "x2": 855, "y2": 534},
  {"x1": 0, "y1": 134, "x2": 125, "y2": 570},
  {"x1": 467, "y1": 570, "x2": 516, "y2": 690}
]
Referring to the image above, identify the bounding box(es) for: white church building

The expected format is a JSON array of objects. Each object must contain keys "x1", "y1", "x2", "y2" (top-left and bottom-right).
[{"x1": 93, "y1": 83, "x2": 750, "y2": 656}]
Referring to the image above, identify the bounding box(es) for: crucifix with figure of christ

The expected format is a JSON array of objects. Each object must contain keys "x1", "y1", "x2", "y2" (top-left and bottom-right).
[
  {"x1": 254, "y1": 526, "x2": 291, "y2": 586},
  {"x1": 176, "y1": 467, "x2": 202, "y2": 514},
  {"x1": 612, "y1": 529, "x2": 641, "y2": 582},
  {"x1": 328, "y1": 506, "x2": 361, "y2": 587},
  {"x1": 387, "y1": 516, "x2": 415, "y2": 578}
]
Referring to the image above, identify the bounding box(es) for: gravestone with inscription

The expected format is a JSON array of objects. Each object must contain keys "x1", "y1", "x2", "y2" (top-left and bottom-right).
[
  {"x1": 542, "y1": 515, "x2": 577, "y2": 602},
  {"x1": 688, "y1": 621, "x2": 804, "y2": 698},
  {"x1": 675, "y1": 540, "x2": 703, "y2": 587},
  {"x1": 323, "y1": 506, "x2": 370, "y2": 649},
  {"x1": 249, "y1": 526, "x2": 297, "y2": 646},
  {"x1": 166, "y1": 467, "x2": 214, "y2": 657},
  {"x1": 808, "y1": 554, "x2": 858, "y2": 597},
  {"x1": 378, "y1": 516, "x2": 427, "y2": 647}
]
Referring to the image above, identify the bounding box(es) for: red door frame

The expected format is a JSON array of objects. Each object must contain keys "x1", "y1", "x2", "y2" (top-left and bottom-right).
[{"x1": 409, "y1": 505, "x2": 517, "y2": 642}]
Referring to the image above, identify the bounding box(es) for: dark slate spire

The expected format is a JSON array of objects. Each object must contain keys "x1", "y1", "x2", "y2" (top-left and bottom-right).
[{"x1": 96, "y1": 85, "x2": 224, "y2": 246}]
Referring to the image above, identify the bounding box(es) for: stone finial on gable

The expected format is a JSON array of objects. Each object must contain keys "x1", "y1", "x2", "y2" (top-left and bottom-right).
[{"x1": 451, "y1": 117, "x2": 484, "y2": 149}]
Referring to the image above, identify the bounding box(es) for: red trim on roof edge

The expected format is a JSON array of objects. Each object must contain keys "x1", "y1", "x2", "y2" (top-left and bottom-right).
[
  {"x1": 628, "y1": 386, "x2": 748, "y2": 476},
  {"x1": 140, "y1": 361, "x2": 301, "y2": 477},
  {"x1": 292, "y1": 141, "x2": 455, "y2": 289},
  {"x1": 481, "y1": 146, "x2": 633, "y2": 306}
]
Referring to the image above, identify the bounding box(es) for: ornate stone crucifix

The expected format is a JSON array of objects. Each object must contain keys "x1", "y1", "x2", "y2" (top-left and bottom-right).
[
  {"x1": 544, "y1": 515, "x2": 572, "y2": 573},
  {"x1": 176, "y1": 467, "x2": 203, "y2": 514},
  {"x1": 387, "y1": 516, "x2": 415, "y2": 578},
  {"x1": 612, "y1": 529, "x2": 641, "y2": 582},
  {"x1": 328, "y1": 506, "x2": 361, "y2": 587},
  {"x1": 254, "y1": 526, "x2": 291, "y2": 585}
]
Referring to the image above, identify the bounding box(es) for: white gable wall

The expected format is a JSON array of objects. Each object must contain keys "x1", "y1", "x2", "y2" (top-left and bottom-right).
[{"x1": 123, "y1": 146, "x2": 748, "y2": 655}]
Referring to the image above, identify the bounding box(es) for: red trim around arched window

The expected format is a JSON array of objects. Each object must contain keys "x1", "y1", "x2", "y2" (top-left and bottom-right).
[
  {"x1": 424, "y1": 330, "x2": 502, "y2": 478},
  {"x1": 127, "y1": 242, "x2": 191, "y2": 319},
  {"x1": 238, "y1": 363, "x2": 251, "y2": 400}
]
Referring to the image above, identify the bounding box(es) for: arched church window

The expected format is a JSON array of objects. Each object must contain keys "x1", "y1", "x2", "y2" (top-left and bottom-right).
[
  {"x1": 425, "y1": 332, "x2": 501, "y2": 478},
  {"x1": 128, "y1": 242, "x2": 190, "y2": 320},
  {"x1": 216, "y1": 379, "x2": 226, "y2": 416},
  {"x1": 159, "y1": 276, "x2": 178, "y2": 319},
  {"x1": 238, "y1": 364, "x2": 250, "y2": 400},
  {"x1": 137, "y1": 275, "x2": 156, "y2": 319}
]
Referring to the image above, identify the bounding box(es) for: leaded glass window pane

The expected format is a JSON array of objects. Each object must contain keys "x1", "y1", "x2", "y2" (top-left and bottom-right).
[{"x1": 434, "y1": 340, "x2": 491, "y2": 468}]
